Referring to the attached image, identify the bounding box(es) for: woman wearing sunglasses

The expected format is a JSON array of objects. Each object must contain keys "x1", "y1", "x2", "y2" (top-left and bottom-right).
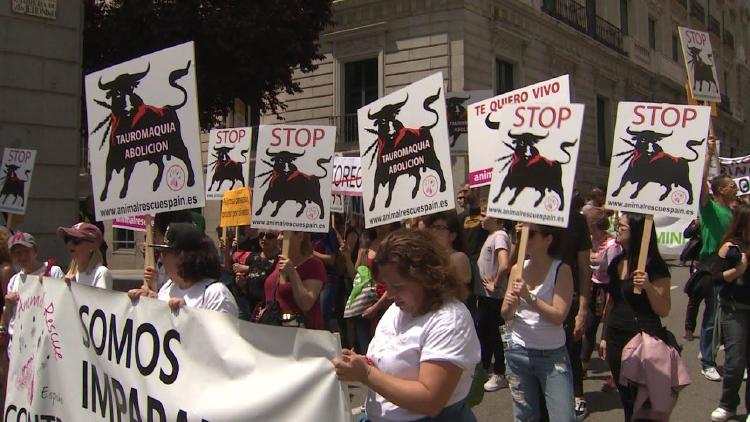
[
  {"x1": 501, "y1": 224, "x2": 575, "y2": 421},
  {"x1": 57, "y1": 222, "x2": 112, "y2": 290},
  {"x1": 235, "y1": 231, "x2": 280, "y2": 316}
]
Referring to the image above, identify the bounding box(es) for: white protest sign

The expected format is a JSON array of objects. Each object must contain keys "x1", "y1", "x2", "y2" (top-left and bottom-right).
[
  {"x1": 331, "y1": 194, "x2": 345, "y2": 213},
  {"x1": 358, "y1": 72, "x2": 455, "y2": 228},
  {"x1": 467, "y1": 75, "x2": 570, "y2": 187},
  {"x1": 679, "y1": 27, "x2": 721, "y2": 103},
  {"x1": 85, "y1": 41, "x2": 204, "y2": 221},
  {"x1": 486, "y1": 104, "x2": 584, "y2": 228},
  {"x1": 5, "y1": 276, "x2": 349, "y2": 421},
  {"x1": 605, "y1": 102, "x2": 711, "y2": 218},
  {"x1": 205, "y1": 127, "x2": 251, "y2": 200},
  {"x1": 735, "y1": 175, "x2": 750, "y2": 197},
  {"x1": 446, "y1": 90, "x2": 493, "y2": 152},
  {"x1": 332, "y1": 156, "x2": 362, "y2": 196},
  {"x1": 252, "y1": 125, "x2": 335, "y2": 233},
  {"x1": 0, "y1": 148, "x2": 36, "y2": 214}
]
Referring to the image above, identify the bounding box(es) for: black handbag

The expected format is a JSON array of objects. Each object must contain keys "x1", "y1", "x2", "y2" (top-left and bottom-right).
[{"x1": 679, "y1": 237, "x2": 702, "y2": 263}]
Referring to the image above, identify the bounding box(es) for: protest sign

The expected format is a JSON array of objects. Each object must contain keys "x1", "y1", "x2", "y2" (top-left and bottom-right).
[
  {"x1": 678, "y1": 27, "x2": 721, "y2": 103},
  {"x1": 85, "y1": 41, "x2": 205, "y2": 221},
  {"x1": 5, "y1": 276, "x2": 349, "y2": 422},
  {"x1": 220, "y1": 187, "x2": 252, "y2": 227},
  {"x1": 735, "y1": 175, "x2": 750, "y2": 196},
  {"x1": 467, "y1": 75, "x2": 570, "y2": 187},
  {"x1": 486, "y1": 103, "x2": 584, "y2": 228},
  {"x1": 446, "y1": 90, "x2": 493, "y2": 152},
  {"x1": 605, "y1": 102, "x2": 711, "y2": 219},
  {"x1": 331, "y1": 194, "x2": 344, "y2": 213},
  {"x1": 332, "y1": 156, "x2": 362, "y2": 196},
  {"x1": 112, "y1": 214, "x2": 147, "y2": 231},
  {"x1": 358, "y1": 72, "x2": 455, "y2": 228},
  {"x1": 206, "y1": 127, "x2": 251, "y2": 200},
  {"x1": 252, "y1": 125, "x2": 335, "y2": 233},
  {"x1": 0, "y1": 148, "x2": 36, "y2": 215},
  {"x1": 720, "y1": 154, "x2": 750, "y2": 178}
]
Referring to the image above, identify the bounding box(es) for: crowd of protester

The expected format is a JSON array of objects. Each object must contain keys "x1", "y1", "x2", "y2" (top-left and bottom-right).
[{"x1": 4, "y1": 139, "x2": 750, "y2": 421}]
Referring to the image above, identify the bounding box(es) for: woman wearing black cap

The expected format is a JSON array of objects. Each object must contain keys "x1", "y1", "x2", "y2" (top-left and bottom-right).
[
  {"x1": 57, "y1": 222, "x2": 112, "y2": 289},
  {"x1": 129, "y1": 223, "x2": 238, "y2": 316}
]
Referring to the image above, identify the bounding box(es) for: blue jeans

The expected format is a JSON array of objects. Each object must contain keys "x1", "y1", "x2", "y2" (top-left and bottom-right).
[
  {"x1": 320, "y1": 281, "x2": 337, "y2": 331},
  {"x1": 718, "y1": 305, "x2": 750, "y2": 412},
  {"x1": 700, "y1": 284, "x2": 719, "y2": 369},
  {"x1": 505, "y1": 344, "x2": 575, "y2": 422},
  {"x1": 358, "y1": 400, "x2": 475, "y2": 422}
]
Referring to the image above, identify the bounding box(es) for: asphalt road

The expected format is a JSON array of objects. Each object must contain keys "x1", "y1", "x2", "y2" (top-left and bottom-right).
[{"x1": 350, "y1": 263, "x2": 741, "y2": 421}]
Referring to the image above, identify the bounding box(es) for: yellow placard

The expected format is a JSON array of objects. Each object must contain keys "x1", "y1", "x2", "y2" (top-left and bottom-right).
[{"x1": 220, "y1": 187, "x2": 252, "y2": 227}]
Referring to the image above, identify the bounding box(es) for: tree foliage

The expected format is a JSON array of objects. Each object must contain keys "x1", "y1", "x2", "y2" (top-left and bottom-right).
[{"x1": 83, "y1": 0, "x2": 333, "y2": 130}]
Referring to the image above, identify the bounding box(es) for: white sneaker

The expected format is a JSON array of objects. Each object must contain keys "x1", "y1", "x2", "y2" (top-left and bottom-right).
[
  {"x1": 483, "y1": 373, "x2": 508, "y2": 392},
  {"x1": 710, "y1": 407, "x2": 734, "y2": 421},
  {"x1": 702, "y1": 367, "x2": 722, "y2": 382}
]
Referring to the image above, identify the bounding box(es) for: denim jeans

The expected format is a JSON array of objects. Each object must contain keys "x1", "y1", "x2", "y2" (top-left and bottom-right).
[
  {"x1": 320, "y1": 281, "x2": 337, "y2": 332},
  {"x1": 358, "y1": 400, "x2": 476, "y2": 422},
  {"x1": 718, "y1": 305, "x2": 750, "y2": 413},
  {"x1": 505, "y1": 344, "x2": 576, "y2": 422},
  {"x1": 700, "y1": 284, "x2": 719, "y2": 369}
]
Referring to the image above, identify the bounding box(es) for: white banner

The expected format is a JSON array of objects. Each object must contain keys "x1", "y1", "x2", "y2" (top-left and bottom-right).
[
  {"x1": 654, "y1": 215, "x2": 694, "y2": 256},
  {"x1": 467, "y1": 75, "x2": 570, "y2": 187},
  {"x1": 605, "y1": 102, "x2": 711, "y2": 219},
  {"x1": 5, "y1": 276, "x2": 349, "y2": 421},
  {"x1": 0, "y1": 148, "x2": 36, "y2": 214},
  {"x1": 252, "y1": 125, "x2": 335, "y2": 233},
  {"x1": 332, "y1": 156, "x2": 362, "y2": 196},
  {"x1": 446, "y1": 90, "x2": 493, "y2": 152},
  {"x1": 206, "y1": 127, "x2": 251, "y2": 200},
  {"x1": 486, "y1": 104, "x2": 584, "y2": 228},
  {"x1": 85, "y1": 42, "x2": 205, "y2": 221},
  {"x1": 720, "y1": 154, "x2": 750, "y2": 178},
  {"x1": 678, "y1": 27, "x2": 721, "y2": 103},
  {"x1": 358, "y1": 72, "x2": 455, "y2": 228}
]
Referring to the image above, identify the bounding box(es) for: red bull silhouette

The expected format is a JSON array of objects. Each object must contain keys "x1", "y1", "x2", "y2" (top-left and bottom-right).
[
  {"x1": 91, "y1": 62, "x2": 196, "y2": 201},
  {"x1": 255, "y1": 149, "x2": 331, "y2": 219},
  {"x1": 687, "y1": 46, "x2": 718, "y2": 93},
  {"x1": 0, "y1": 165, "x2": 29, "y2": 206},
  {"x1": 208, "y1": 146, "x2": 248, "y2": 191},
  {"x1": 446, "y1": 95, "x2": 470, "y2": 147},
  {"x1": 611, "y1": 127, "x2": 704, "y2": 204},
  {"x1": 362, "y1": 89, "x2": 447, "y2": 212},
  {"x1": 491, "y1": 129, "x2": 577, "y2": 210}
]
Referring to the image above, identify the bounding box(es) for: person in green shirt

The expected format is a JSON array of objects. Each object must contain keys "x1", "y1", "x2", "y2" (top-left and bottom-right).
[{"x1": 698, "y1": 138, "x2": 737, "y2": 382}]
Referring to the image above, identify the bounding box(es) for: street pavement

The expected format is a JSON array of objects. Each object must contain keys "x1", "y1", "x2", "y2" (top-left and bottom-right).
[{"x1": 349, "y1": 262, "x2": 742, "y2": 421}]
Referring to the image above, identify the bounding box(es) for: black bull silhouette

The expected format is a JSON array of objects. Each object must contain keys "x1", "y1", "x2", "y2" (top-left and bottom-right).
[
  {"x1": 362, "y1": 89, "x2": 447, "y2": 212},
  {"x1": 688, "y1": 46, "x2": 718, "y2": 93},
  {"x1": 91, "y1": 62, "x2": 196, "y2": 201},
  {"x1": 255, "y1": 150, "x2": 331, "y2": 219},
  {"x1": 0, "y1": 165, "x2": 30, "y2": 206},
  {"x1": 489, "y1": 128, "x2": 577, "y2": 210},
  {"x1": 208, "y1": 146, "x2": 249, "y2": 191},
  {"x1": 611, "y1": 127, "x2": 704, "y2": 204},
  {"x1": 446, "y1": 95, "x2": 470, "y2": 147}
]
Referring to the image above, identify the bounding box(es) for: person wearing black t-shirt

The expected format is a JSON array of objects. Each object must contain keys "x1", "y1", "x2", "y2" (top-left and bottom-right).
[{"x1": 458, "y1": 186, "x2": 488, "y2": 315}]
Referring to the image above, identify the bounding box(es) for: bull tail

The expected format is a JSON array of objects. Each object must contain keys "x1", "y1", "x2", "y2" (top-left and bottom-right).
[
  {"x1": 239, "y1": 149, "x2": 249, "y2": 163},
  {"x1": 168, "y1": 61, "x2": 191, "y2": 110},
  {"x1": 558, "y1": 139, "x2": 578, "y2": 164},
  {"x1": 685, "y1": 138, "x2": 705, "y2": 162},
  {"x1": 316, "y1": 156, "x2": 332, "y2": 178},
  {"x1": 423, "y1": 88, "x2": 441, "y2": 129},
  {"x1": 24, "y1": 170, "x2": 30, "y2": 180}
]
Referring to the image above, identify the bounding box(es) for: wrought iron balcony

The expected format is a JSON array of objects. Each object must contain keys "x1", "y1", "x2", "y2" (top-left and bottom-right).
[
  {"x1": 542, "y1": 0, "x2": 624, "y2": 54},
  {"x1": 690, "y1": 0, "x2": 705, "y2": 23},
  {"x1": 595, "y1": 15, "x2": 624, "y2": 52},
  {"x1": 708, "y1": 15, "x2": 720, "y2": 36},
  {"x1": 328, "y1": 113, "x2": 359, "y2": 144},
  {"x1": 724, "y1": 30, "x2": 735, "y2": 48}
]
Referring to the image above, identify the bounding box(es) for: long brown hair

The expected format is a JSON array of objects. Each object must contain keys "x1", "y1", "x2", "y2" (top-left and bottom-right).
[{"x1": 721, "y1": 204, "x2": 750, "y2": 248}]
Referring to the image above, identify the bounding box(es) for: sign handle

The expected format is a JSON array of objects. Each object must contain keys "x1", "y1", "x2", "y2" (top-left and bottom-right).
[
  {"x1": 5, "y1": 213, "x2": 13, "y2": 230},
  {"x1": 144, "y1": 215, "x2": 156, "y2": 291},
  {"x1": 222, "y1": 226, "x2": 231, "y2": 271},
  {"x1": 281, "y1": 230, "x2": 292, "y2": 282},
  {"x1": 634, "y1": 214, "x2": 654, "y2": 294},
  {"x1": 510, "y1": 224, "x2": 530, "y2": 284}
]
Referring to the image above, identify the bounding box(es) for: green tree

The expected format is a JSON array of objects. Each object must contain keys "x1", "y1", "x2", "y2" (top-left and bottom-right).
[{"x1": 84, "y1": 0, "x2": 333, "y2": 130}]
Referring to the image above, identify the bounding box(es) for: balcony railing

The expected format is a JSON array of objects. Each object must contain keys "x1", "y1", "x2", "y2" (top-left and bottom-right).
[
  {"x1": 690, "y1": 0, "x2": 705, "y2": 23},
  {"x1": 594, "y1": 15, "x2": 624, "y2": 52},
  {"x1": 542, "y1": 0, "x2": 624, "y2": 54},
  {"x1": 719, "y1": 94, "x2": 731, "y2": 113},
  {"x1": 708, "y1": 15, "x2": 720, "y2": 36},
  {"x1": 724, "y1": 30, "x2": 735, "y2": 48},
  {"x1": 328, "y1": 114, "x2": 359, "y2": 144}
]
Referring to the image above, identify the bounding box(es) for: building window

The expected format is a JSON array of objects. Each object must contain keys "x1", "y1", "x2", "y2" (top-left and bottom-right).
[
  {"x1": 672, "y1": 34, "x2": 680, "y2": 61},
  {"x1": 597, "y1": 96, "x2": 611, "y2": 166},
  {"x1": 619, "y1": 0, "x2": 629, "y2": 35},
  {"x1": 495, "y1": 59, "x2": 514, "y2": 95},
  {"x1": 648, "y1": 18, "x2": 656, "y2": 50},
  {"x1": 343, "y1": 58, "x2": 378, "y2": 143},
  {"x1": 113, "y1": 228, "x2": 135, "y2": 251}
]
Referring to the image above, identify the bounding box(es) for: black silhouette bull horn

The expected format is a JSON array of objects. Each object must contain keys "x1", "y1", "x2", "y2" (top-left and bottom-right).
[
  {"x1": 508, "y1": 130, "x2": 548, "y2": 141},
  {"x1": 98, "y1": 63, "x2": 151, "y2": 91},
  {"x1": 368, "y1": 95, "x2": 409, "y2": 120},
  {"x1": 448, "y1": 96, "x2": 471, "y2": 103},
  {"x1": 626, "y1": 127, "x2": 673, "y2": 140},
  {"x1": 485, "y1": 114, "x2": 500, "y2": 130},
  {"x1": 265, "y1": 148, "x2": 304, "y2": 158}
]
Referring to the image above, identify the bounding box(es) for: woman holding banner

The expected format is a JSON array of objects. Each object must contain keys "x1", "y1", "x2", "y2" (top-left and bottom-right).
[
  {"x1": 333, "y1": 229, "x2": 480, "y2": 421},
  {"x1": 500, "y1": 224, "x2": 576, "y2": 422},
  {"x1": 57, "y1": 222, "x2": 113, "y2": 290},
  {"x1": 599, "y1": 213, "x2": 676, "y2": 421}
]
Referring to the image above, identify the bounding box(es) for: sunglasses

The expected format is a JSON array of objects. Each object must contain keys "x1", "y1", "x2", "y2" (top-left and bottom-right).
[
  {"x1": 258, "y1": 232, "x2": 277, "y2": 240},
  {"x1": 430, "y1": 224, "x2": 450, "y2": 232},
  {"x1": 64, "y1": 236, "x2": 83, "y2": 245}
]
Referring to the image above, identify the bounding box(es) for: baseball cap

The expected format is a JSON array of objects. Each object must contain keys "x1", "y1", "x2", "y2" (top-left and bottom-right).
[
  {"x1": 148, "y1": 222, "x2": 203, "y2": 251},
  {"x1": 57, "y1": 222, "x2": 103, "y2": 246},
  {"x1": 8, "y1": 232, "x2": 36, "y2": 250}
]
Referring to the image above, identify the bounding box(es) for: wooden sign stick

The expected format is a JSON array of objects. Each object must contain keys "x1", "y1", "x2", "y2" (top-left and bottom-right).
[
  {"x1": 634, "y1": 214, "x2": 654, "y2": 294},
  {"x1": 5, "y1": 214, "x2": 13, "y2": 230},
  {"x1": 144, "y1": 215, "x2": 156, "y2": 291},
  {"x1": 281, "y1": 230, "x2": 292, "y2": 282},
  {"x1": 510, "y1": 224, "x2": 530, "y2": 285}
]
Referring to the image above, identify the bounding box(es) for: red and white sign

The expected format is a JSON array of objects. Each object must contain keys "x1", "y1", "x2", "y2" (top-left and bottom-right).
[
  {"x1": 205, "y1": 127, "x2": 251, "y2": 200},
  {"x1": 467, "y1": 75, "x2": 570, "y2": 187},
  {"x1": 679, "y1": 27, "x2": 721, "y2": 103},
  {"x1": 112, "y1": 215, "x2": 147, "y2": 232},
  {"x1": 0, "y1": 148, "x2": 36, "y2": 215},
  {"x1": 331, "y1": 156, "x2": 362, "y2": 196}
]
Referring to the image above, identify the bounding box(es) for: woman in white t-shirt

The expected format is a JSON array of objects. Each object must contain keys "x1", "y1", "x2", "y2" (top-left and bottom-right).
[
  {"x1": 333, "y1": 229, "x2": 481, "y2": 421},
  {"x1": 57, "y1": 223, "x2": 112, "y2": 290},
  {"x1": 130, "y1": 223, "x2": 238, "y2": 317},
  {"x1": 501, "y1": 224, "x2": 575, "y2": 422}
]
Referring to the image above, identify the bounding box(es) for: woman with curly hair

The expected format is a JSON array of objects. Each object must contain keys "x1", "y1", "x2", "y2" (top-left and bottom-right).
[
  {"x1": 129, "y1": 223, "x2": 238, "y2": 316},
  {"x1": 333, "y1": 229, "x2": 481, "y2": 421}
]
